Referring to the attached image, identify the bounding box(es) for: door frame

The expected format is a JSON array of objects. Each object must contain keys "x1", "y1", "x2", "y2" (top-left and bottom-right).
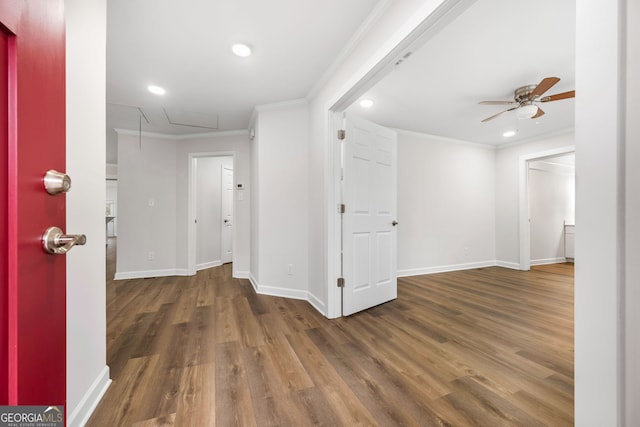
[
  {"x1": 187, "y1": 152, "x2": 235, "y2": 275},
  {"x1": 324, "y1": 0, "x2": 478, "y2": 318},
  {"x1": 518, "y1": 145, "x2": 575, "y2": 270}
]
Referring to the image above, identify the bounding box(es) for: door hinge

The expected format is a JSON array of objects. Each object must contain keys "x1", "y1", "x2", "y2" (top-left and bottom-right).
[
  {"x1": 338, "y1": 203, "x2": 345, "y2": 214},
  {"x1": 337, "y1": 277, "x2": 345, "y2": 288},
  {"x1": 337, "y1": 129, "x2": 346, "y2": 140}
]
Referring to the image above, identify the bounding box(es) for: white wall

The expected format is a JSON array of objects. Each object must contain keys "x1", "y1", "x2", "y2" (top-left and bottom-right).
[
  {"x1": 250, "y1": 117, "x2": 261, "y2": 283},
  {"x1": 575, "y1": 2, "x2": 626, "y2": 425},
  {"x1": 494, "y1": 131, "x2": 574, "y2": 267},
  {"x1": 528, "y1": 160, "x2": 575, "y2": 263},
  {"x1": 195, "y1": 156, "x2": 232, "y2": 269},
  {"x1": 625, "y1": 2, "x2": 640, "y2": 424},
  {"x1": 116, "y1": 134, "x2": 178, "y2": 278},
  {"x1": 116, "y1": 131, "x2": 251, "y2": 279},
  {"x1": 381, "y1": 128, "x2": 577, "y2": 275},
  {"x1": 396, "y1": 131, "x2": 496, "y2": 276},
  {"x1": 65, "y1": 0, "x2": 110, "y2": 425},
  {"x1": 250, "y1": 101, "x2": 309, "y2": 298}
]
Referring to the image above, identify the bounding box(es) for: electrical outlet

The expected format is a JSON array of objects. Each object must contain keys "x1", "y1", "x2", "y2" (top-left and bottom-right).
[
  {"x1": 148, "y1": 251, "x2": 155, "y2": 261},
  {"x1": 287, "y1": 264, "x2": 293, "y2": 275}
]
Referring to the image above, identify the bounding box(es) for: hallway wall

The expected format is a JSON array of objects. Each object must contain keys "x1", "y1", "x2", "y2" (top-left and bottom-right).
[{"x1": 66, "y1": 0, "x2": 109, "y2": 424}]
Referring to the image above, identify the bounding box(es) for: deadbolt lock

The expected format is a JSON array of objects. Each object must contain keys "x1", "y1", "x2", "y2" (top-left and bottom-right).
[{"x1": 43, "y1": 169, "x2": 71, "y2": 195}]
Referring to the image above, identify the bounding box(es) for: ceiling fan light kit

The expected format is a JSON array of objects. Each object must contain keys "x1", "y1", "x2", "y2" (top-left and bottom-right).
[
  {"x1": 479, "y1": 77, "x2": 575, "y2": 123},
  {"x1": 516, "y1": 104, "x2": 538, "y2": 119}
]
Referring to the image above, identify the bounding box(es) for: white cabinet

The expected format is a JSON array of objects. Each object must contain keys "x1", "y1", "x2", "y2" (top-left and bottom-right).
[{"x1": 565, "y1": 224, "x2": 575, "y2": 260}]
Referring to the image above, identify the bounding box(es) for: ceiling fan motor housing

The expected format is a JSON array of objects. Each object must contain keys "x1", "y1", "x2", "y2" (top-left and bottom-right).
[{"x1": 515, "y1": 84, "x2": 538, "y2": 103}]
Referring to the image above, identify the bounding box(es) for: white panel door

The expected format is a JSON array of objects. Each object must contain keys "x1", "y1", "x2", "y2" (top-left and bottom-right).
[
  {"x1": 221, "y1": 166, "x2": 234, "y2": 264},
  {"x1": 343, "y1": 116, "x2": 397, "y2": 316}
]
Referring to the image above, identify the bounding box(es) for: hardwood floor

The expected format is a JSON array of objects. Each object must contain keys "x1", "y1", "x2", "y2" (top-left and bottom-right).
[{"x1": 88, "y1": 241, "x2": 574, "y2": 426}]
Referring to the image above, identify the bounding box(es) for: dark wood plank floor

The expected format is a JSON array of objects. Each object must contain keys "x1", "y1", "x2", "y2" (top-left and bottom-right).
[{"x1": 88, "y1": 240, "x2": 574, "y2": 426}]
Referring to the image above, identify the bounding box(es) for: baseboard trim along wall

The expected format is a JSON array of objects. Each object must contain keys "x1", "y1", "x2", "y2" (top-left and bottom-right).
[
  {"x1": 233, "y1": 270, "x2": 250, "y2": 280},
  {"x1": 397, "y1": 260, "x2": 540, "y2": 277},
  {"x1": 248, "y1": 273, "x2": 259, "y2": 292},
  {"x1": 307, "y1": 292, "x2": 326, "y2": 316},
  {"x1": 67, "y1": 366, "x2": 111, "y2": 427},
  {"x1": 397, "y1": 261, "x2": 497, "y2": 277},
  {"x1": 495, "y1": 260, "x2": 521, "y2": 270},
  {"x1": 256, "y1": 284, "x2": 308, "y2": 301},
  {"x1": 246, "y1": 273, "x2": 320, "y2": 307},
  {"x1": 196, "y1": 260, "x2": 222, "y2": 271},
  {"x1": 530, "y1": 257, "x2": 567, "y2": 266},
  {"x1": 114, "y1": 268, "x2": 189, "y2": 280}
]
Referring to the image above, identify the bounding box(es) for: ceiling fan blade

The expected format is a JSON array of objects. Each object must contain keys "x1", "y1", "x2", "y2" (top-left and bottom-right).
[
  {"x1": 481, "y1": 106, "x2": 518, "y2": 123},
  {"x1": 479, "y1": 100, "x2": 517, "y2": 105},
  {"x1": 539, "y1": 90, "x2": 575, "y2": 102},
  {"x1": 531, "y1": 107, "x2": 545, "y2": 119},
  {"x1": 529, "y1": 77, "x2": 560, "y2": 99}
]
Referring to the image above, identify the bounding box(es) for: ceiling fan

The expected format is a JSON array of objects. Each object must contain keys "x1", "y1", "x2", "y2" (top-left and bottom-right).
[{"x1": 479, "y1": 77, "x2": 575, "y2": 123}]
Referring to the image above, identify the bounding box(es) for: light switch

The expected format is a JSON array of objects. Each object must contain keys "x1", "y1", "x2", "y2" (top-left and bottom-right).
[{"x1": 148, "y1": 198, "x2": 155, "y2": 207}]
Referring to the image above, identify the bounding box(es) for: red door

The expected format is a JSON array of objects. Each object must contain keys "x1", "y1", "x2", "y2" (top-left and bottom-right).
[{"x1": 1, "y1": 0, "x2": 66, "y2": 408}]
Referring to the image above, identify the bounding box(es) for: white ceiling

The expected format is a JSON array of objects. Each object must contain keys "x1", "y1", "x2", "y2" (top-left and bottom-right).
[
  {"x1": 346, "y1": 0, "x2": 576, "y2": 145},
  {"x1": 106, "y1": 0, "x2": 576, "y2": 163},
  {"x1": 106, "y1": 0, "x2": 380, "y2": 162}
]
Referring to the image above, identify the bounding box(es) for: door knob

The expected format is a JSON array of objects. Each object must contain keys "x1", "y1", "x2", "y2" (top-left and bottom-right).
[
  {"x1": 43, "y1": 170, "x2": 71, "y2": 195},
  {"x1": 42, "y1": 226, "x2": 87, "y2": 254},
  {"x1": 392, "y1": 220, "x2": 398, "y2": 226},
  {"x1": 224, "y1": 219, "x2": 229, "y2": 223}
]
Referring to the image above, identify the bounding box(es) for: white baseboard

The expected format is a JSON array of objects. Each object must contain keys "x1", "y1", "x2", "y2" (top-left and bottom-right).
[
  {"x1": 114, "y1": 268, "x2": 189, "y2": 280},
  {"x1": 67, "y1": 366, "x2": 111, "y2": 427},
  {"x1": 495, "y1": 260, "x2": 521, "y2": 270},
  {"x1": 530, "y1": 257, "x2": 567, "y2": 266},
  {"x1": 196, "y1": 260, "x2": 222, "y2": 271},
  {"x1": 233, "y1": 270, "x2": 250, "y2": 280},
  {"x1": 256, "y1": 283, "x2": 308, "y2": 300},
  {"x1": 307, "y1": 291, "x2": 327, "y2": 316},
  {"x1": 397, "y1": 260, "x2": 496, "y2": 277},
  {"x1": 248, "y1": 273, "x2": 259, "y2": 292},
  {"x1": 245, "y1": 272, "x2": 308, "y2": 301}
]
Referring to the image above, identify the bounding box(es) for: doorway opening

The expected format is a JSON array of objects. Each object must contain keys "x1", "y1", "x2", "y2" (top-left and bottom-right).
[
  {"x1": 518, "y1": 146, "x2": 575, "y2": 270},
  {"x1": 105, "y1": 177, "x2": 118, "y2": 279},
  {"x1": 187, "y1": 153, "x2": 235, "y2": 275},
  {"x1": 528, "y1": 152, "x2": 575, "y2": 266}
]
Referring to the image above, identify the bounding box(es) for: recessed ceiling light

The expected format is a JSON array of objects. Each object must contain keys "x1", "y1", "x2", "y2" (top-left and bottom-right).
[
  {"x1": 359, "y1": 99, "x2": 374, "y2": 108},
  {"x1": 232, "y1": 43, "x2": 252, "y2": 57},
  {"x1": 147, "y1": 85, "x2": 166, "y2": 95},
  {"x1": 503, "y1": 130, "x2": 517, "y2": 138}
]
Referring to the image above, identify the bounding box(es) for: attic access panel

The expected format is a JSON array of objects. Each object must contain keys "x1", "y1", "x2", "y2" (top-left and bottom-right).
[{"x1": 163, "y1": 108, "x2": 219, "y2": 130}]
